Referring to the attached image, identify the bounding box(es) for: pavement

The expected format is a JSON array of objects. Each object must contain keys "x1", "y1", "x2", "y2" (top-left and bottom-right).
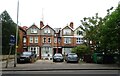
[{"x1": 1, "y1": 60, "x2": 120, "y2": 71}]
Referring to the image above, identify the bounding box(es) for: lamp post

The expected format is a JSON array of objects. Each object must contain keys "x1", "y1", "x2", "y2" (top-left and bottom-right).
[{"x1": 14, "y1": 0, "x2": 19, "y2": 67}]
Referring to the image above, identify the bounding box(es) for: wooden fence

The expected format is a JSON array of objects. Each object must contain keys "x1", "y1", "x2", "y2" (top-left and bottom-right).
[{"x1": 0, "y1": 55, "x2": 14, "y2": 60}]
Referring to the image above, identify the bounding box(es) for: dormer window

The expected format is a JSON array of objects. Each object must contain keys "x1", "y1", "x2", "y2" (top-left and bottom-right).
[{"x1": 31, "y1": 28, "x2": 37, "y2": 33}]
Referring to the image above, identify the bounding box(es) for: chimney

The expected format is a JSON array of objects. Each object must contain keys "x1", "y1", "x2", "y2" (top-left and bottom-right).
[
  {"x1": 69, "y1": 22, "x2": 74, "y2": 29},
  {"x1": 40, "y1": 21, "x2": 44, "y2": 28}
]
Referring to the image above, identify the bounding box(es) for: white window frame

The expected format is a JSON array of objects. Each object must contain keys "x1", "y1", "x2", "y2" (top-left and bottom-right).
[
  {"x1": 64, "y1": 38, "x2": 71, "y2": 44},
  {"x1": 54, "y1": 38, "x2": 57, "y2": 43},
  {"x1": 23, "y1": 37, "x2": 26, "y2": 43},
  {"x1": 76, "y1": 38, "x2": 83, "y2": 44},
  {"x1": 43, "y1": 37, "x2": 46, "y2": 43},
  {"x1": 30, "y1": 37, "x2": 33, "y2": 43},
  {"x1": 34, "y1": 37, "x2": 38, "y2": 43},
  {"x1": 31, "y1": 28, "x2": 37, "y2": 33},
  {"x1": 77, "y1": 30, "x2": 83, "y2": 35},
  {"x1": 63, "y1": 29, "x2": 71, "y2": 35},
  {"x1": 48, "y1": 37, "x2": 51, "y2": 43},
  {"x1": 44, "y1": 28, "x2": 50, "y2": 34}
]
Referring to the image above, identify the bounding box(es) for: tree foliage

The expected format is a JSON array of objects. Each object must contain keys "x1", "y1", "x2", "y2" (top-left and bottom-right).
[
  {"x1": 80, "y1": 4, "x2": 120, "y2": 63},
  {"x1": 80, "y1": 13, "x2": 103, "y2": 52},
  {"x1": 1, "y1": 10, "x2": 17, "y2": 55},
  {"x1": 98, "y1": 5, "x2": 120, "y2": 54}
]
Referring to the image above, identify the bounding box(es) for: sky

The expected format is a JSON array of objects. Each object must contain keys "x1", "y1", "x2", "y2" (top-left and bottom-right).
[{"x1": 0, "y1": 0, "x2": 119, "y2": 29}]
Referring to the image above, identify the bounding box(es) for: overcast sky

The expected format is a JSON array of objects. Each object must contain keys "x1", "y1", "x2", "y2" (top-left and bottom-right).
[{"x1": 0, "y1": 0, "x2": 119, "y2": 28}]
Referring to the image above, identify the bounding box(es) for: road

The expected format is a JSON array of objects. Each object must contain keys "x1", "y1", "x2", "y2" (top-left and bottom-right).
[{"x1": 1, "y1": 60, "x2": 120, "y2": 76}]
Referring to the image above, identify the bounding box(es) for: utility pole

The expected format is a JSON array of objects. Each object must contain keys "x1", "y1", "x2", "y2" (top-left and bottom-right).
[
  {"x1": 14, "y1": 0, "x2": 19, "y2": 67},
  {"x1": 42, "y1": 8, "x2": 44, "y2": 22},
  {"x1": 56, "y1": 33, "x2": 58, "y2": 53}
]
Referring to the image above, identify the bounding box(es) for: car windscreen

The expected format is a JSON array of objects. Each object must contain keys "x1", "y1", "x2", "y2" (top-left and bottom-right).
[
  {"x1": 68, "y1": 54, "x2": 78, "y2": 57},
  {"x1": 22, "y1": 52, "x2": 32, "y2": 56},
  {"x1": 54, "y1": 54, "x2": 62, "y2": 57}
]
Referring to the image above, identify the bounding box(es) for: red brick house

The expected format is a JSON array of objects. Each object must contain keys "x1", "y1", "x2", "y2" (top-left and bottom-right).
[
  {"x1": 26, "y1": 24, "x2": 41, "y2": 58},
  {"x1": 17, "y1": 26, "x2": 26, "y2": 53},
  {"x1": 25, "y1": 21, "x2": 84, "y2": 59},
  {"x1": 61, "y1": 22, "x2": 75, "y2": 55}
]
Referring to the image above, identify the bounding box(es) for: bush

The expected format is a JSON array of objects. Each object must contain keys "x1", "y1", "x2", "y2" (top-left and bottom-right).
[{"x1": 72, "y1": 44, "x2": 91, "y2": 59}]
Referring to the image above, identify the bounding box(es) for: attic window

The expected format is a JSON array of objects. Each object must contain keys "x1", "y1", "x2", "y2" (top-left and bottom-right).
[
  {"x1": 77, "y1": 30, "x2": 83, "y2": 35},
  {"x1": 31, "y1": 28, "x2": 37, "y2": 33},
  {"x1": 63, "y1": 29, "x2": 71, "y2": 35},
  {"x1": 44, "y1": 28, "x2": 50, "y2": 34}
]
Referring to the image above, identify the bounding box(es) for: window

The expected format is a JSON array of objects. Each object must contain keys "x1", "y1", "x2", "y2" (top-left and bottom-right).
[
  {"x1": 44, "y1": 28, "x2": 50, "y2": 34},
  {"x1": 34, "y1": 37, "x2": 38, "y2": 43},
  {"x1": 77, "y1": 30, "x2": 83, "y2": 35},
  {"x1": 54, "y1": 38, "x2": 57, "y2": 43},
  {"x1": 58, "y1": 38, "x2": 61, "y2": 43},
  {"x1": 76, "y1": 38, "x2": 83, "y2": 44},
  {"x1": 64, "y1": 38, "x2": 71, "y2": 44},
  {"x1": 48, "y1": 38, "x2": 51, "y2": 43},
  {"x1": 31, "y1": 47, "x2": 33, "y2": 51},
  {"x1": 29, "y1": 37, "x2": 33, "y2": 43},
  {"x1": 23, "y1": 37, "x2": 26, "y2": 43},
  {"x1": 63, "y1": 29, "x2": 71, "y2": 35},
  {"x1": 43, "y1": 37, "x2": 46, "y2": 43},
  {"x1": 54, "y1": 34, "x2": 56, "y2": 37},
  {"x1": 31, "y1": 28, "x2": 37, "y2": 33}
]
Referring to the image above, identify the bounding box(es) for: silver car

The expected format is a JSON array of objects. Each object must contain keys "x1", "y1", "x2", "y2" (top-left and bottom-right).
[
  {"x1": 65, "y1": 53, "x2": 79, "y2": 63},
  {"x1": 53, "y1": 53, "x2": 64, "y2": 62}
]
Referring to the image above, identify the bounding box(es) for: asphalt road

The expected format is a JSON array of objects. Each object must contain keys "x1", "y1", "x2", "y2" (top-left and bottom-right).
[{"x1": 2, "y1": 70, "x2": 120, "y2": 76}]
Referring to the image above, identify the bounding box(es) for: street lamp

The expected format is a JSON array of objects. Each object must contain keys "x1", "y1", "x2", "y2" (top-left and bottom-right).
[{"x1": 14, "y1": 0, "x2": 19, "y2": 67}]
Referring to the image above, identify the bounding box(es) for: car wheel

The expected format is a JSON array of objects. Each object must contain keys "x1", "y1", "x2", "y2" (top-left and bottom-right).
[
  {"x1": 53, "y1": 60, "x2": 55, "y2": 62},
  {"x1": 76, "y1": 61, "x2": 79, "y2": 63},
  {"x1": 66, "y1": 61, "x2": 69, "y2": 63},
  {"x1": 30, "y1": 58, "x2": 34, "y2": 63},
  {"x1": 61, "y1": 60, "x2": 64, "y2": 62}
]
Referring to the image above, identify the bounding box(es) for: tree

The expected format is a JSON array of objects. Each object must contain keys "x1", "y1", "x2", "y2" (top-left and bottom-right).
[
  {"x1": 80, "y1": 13, "x2": 103, "y2": 52},
  {"x1": 98, "y1": 5, "x2": 120, "y2": 55},
  {"x1": 1, "y1": 10, "x2": 17, "y2": 55},
  {"x1": 95, "y1": 5, "x2": 120, "y2": 64}
]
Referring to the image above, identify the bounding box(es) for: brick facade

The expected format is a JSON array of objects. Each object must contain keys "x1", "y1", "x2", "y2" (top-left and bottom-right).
[
  {"x1": 17, "y1": 26, "x2": 26, "y2": 53},
  {"x1": 24, "y1": 21, "x2": 84, "y2": 59}
]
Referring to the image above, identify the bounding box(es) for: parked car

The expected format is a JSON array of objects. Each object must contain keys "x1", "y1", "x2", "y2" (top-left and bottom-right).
[
  {"x1": 53, "y1": 53, "x2": 64, "y2": 62},
  {"x1": 65, "y1": 53, "x2": 79, "y2": 63},
  {"x1": 17, "y1": 51, "x2": 36, "y2": 63}
]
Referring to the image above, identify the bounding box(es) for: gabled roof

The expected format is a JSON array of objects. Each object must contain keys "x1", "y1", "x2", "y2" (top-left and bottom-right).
[
  {"x1": 26, "y1": 24, "x2": 40, "y2": 31},
  {"x1": 41, "y1": 25, "x2": 55, "y2": 32},
  {"x1": 74, "y1": 25, "x2": 82, "y2": 31},
  {"x1": 62, "y1": 25, "x2": 74, "y2": 31},
  {"x1": 74, "y1": 26, "x2": 80, "y2": 31},
  {"x1": 19, "y1": 26, "x2": 26, "y2": 33}
]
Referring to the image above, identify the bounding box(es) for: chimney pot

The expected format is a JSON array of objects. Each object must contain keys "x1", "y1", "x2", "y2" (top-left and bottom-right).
[
  {"x1": 40, "y1": 21, "x2": 44, "y2": 28},
  {"x1": 70, "y1": 22, "x2": 74, "y2": 29}
]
